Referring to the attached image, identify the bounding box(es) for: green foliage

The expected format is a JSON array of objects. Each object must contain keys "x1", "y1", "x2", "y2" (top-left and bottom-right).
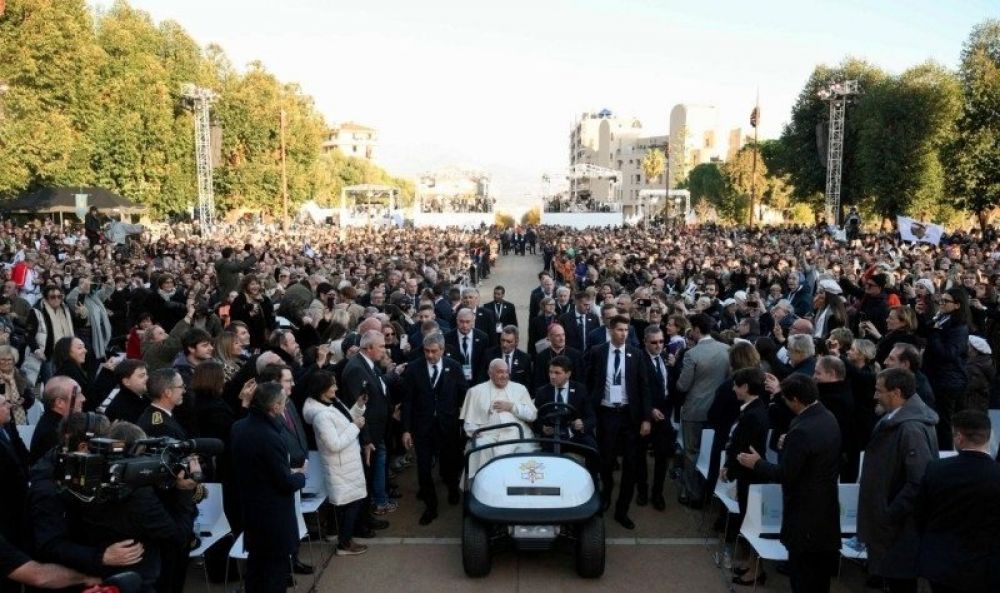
[
  {"x1": 943, "y1": 19, "x2": 1000, "y2": 230},
  {"x1": 684, "y1": 163, "x2": 725, "y2": 207},
  {"x1": 0, "y1": 0, "x2": 409, "y2": 217},
  {"x1": 774, "y1": 58, "x2": 889, "y2": 210},
  {"x1": 857, "y1": 62, "x2": 961, "y2": 219}
]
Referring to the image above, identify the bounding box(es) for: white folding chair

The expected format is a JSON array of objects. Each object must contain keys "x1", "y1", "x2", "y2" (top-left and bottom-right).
[
  {"x1": 739, "y1": 484, "x2": 788, "y2": 592},
  {"x1": 16, "y1": 424, "x2": 35, "y2": 446},
  {"x1": 854, "y1": 451, "x2": 866, "y2": 484},
  {"x1": 989, "y1": 410, "x2": 1000, "y2": 458},
  {"x1": 189, "y1": 483, "x2": 231, "y2": 593},
  {"x1": 838, "y1": 482, "x2": 866, "y2": 574},
  {"x1": 26, "y1": 400, "x2": 42, "y2": 425},
  {"x1": 695, "y1": 428, "x2": 715, "y2": 480},
  {"x1": 301, "y1": 451, "x2": 328, "y2": 515},
  {"x1": 712, "y1": 451, "x2": 740, "y2": 560},
  {"x1": 764, "y1": 428, "x2": 779, "y2": 464}
]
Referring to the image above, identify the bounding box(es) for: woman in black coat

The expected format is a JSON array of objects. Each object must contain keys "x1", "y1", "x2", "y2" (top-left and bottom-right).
[
  {"x1": 722, "y1": 367, "x2": 770, "y2": 582},
  {"x1": 919, "y1": 288, "x2": 970, "y2": 449},
  {"x1": 865, "y1": 305, "x2": 923, "y2": 367},
  {"x1": 52, "y1": 336, "x2": 113, "y2": 409},
  {"x1": 228, "y1": 274, "x2": 276, "y2": 353}
]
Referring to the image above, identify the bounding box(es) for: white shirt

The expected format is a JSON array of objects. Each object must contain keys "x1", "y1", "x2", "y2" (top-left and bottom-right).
[
  {"x1": 458, "y1": 330, "x2": 474, "y2": 362},
  {"x1": 603, "y1": 344, "x2": 627, "y2": 405},
  {"x1": 427, "y1": 362, "x2": 441, "y2": 387}
]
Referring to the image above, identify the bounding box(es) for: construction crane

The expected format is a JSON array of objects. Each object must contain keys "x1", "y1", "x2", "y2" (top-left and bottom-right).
[
  {"x1": 181, "y1": 84, "x2": 218, "y2": 230},
  {"x1": 818, "y1": 80, "x2": 860, "y2": 226}
]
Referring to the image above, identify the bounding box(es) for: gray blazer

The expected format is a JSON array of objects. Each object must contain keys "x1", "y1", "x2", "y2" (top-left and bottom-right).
[{"x1": 676, "y1": 336, "x2": 730, "y2": 422}]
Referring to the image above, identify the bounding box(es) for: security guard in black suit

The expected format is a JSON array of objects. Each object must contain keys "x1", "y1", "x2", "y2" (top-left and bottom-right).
[
  {"x1": 137, "y1": 368, "x2": 188, "y2": 441},
  {"x1": 533, "y1": 356, "x2": 599, "y2": 481},
  {"x1": 483, "y1": 326, "x2": 532, "y2": 392},
  {"x1": 635, "y1": 325, "x2": 676, "y2": 511}
]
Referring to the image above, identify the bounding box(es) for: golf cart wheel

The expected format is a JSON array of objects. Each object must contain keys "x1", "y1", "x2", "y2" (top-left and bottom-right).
[
  {"x1": 462, "y1": 516, "x2": 491, "y2": 577},
  {"x1": 575, "y1": 515, "x2": 605, "y2": 578}
]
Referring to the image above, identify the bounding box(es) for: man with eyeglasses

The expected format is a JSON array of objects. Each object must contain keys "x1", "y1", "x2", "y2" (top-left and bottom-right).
[
  {"x1": 137, "y1": 369, "x2": 188, "y2": 441},
  {"x1": 635, "y1": 326, "x2": 675, "y2": 511}
]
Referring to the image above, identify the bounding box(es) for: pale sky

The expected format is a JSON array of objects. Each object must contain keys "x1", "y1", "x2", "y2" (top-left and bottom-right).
[{"x1": 92, "y1": 0, "x2": 997, "y2": 208}]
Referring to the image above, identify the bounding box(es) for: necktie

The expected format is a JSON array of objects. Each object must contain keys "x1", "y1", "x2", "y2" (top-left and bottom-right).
[
  {"x1": 557, "y1": 387, "x2": 564, "y2": 404},
  {"x1": 282, "y1": 406, "x2": 296, "y2": 432},
  {"x1": 613, "y1": 349, "x2": 622, "y2": 385},
  {"x1": 578, "y1": 315, "x2": 586, "y2": 338},
  {"x1": 430, "y1": 364, "x2": 439, "y2": 387},
  {"x1": 462, "y1": 335, "x2": 470, "y2": 363},
  {"x1": 505, "y1": 353, "x2": 511, "y2": 369},
  {"x1": 655, "y1": 356, "x2": 665, "y2": 389}
]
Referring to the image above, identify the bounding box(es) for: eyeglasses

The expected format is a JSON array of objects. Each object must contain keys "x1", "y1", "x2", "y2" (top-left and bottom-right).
[{"x1": 646, "y1": 340, "x2": 664, "y2": 344}]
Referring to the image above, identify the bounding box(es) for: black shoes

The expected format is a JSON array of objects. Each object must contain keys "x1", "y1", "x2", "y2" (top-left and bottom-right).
[
  {"x1": 291, "y1": 558, "x2": 313, "y2": 575},
  {"x1": 651, "y1": 495, "x2": 666, "y2": 511},
  {"x1": 636, "y1": 491, "x2": 649, "y2": 506},
  {"x1": 614, "y1": 513, "x2": 635, "y2": 530},
  {"x1": 419, "y1": 509, "x2": 438, "y2": 526}
]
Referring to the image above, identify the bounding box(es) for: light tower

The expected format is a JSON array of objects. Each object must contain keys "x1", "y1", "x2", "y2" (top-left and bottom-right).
[
  {"x1": 817, "y1": 80, "x2": 860, "y2": 226},
  {"x1": 181, "y1": 84, "x2": 218, "y2": 230}
]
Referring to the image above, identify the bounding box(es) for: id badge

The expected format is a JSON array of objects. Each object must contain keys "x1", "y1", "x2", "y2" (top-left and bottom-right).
[
  {"x1": 609, "y1": 384, "x2": 624, "y2": 405},
  {"x1": 462, "y1": 364, "x2": 472, "y2": 381},
  {"x1": 496, "y1": 322, "x2": 503, "y2": 333}
]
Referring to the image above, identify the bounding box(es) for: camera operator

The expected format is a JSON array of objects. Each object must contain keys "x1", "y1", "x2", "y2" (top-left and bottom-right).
[
  {"x1": 100, "y1": 423, "x2": 200, "y2": 593},
  {"x1": 28, "y1": 412, "x2": 146, "y2": 582}
]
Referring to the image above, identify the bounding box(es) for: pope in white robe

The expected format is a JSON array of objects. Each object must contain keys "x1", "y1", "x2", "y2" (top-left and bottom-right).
[{"x1": 460, "y1": 358, "x2": 538, "y2": 478}]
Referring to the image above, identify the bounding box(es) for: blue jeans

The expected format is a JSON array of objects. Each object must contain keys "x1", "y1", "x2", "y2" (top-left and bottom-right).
[{"x1": 372, "y1": 443, "x2": 389, "y2": 506}]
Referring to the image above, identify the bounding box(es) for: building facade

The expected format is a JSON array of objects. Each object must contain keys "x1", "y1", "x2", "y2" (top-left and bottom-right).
[
  {"x1": 668, "y1": 104, "x2": 724, "y2": 189},
  {"x1": 322, "y1": 122, "x2": 378, "y2": 160},
  {"x1": 568, "y1": 109, "x2": 643, "y2": 205},
  {"x1": 417, "y1": 167, "x2": 493, "y2": 213}
]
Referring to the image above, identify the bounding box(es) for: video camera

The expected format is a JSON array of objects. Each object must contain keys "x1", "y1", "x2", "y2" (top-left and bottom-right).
[{"x1": 54, "y1": 436, "x2": 223, "y2": 502}]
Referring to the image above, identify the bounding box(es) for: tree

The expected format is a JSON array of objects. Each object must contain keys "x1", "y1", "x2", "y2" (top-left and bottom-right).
[
  {"x1": 857, "y1": 62, "x2": 961, "y2": 221},
  {"x1": 495, "y1": 212, "x2": 514, "y2": 228},
  {"x1": 520, "y1": 206, "x2": 540, "y2": 226},
  {"x1": 683, "y1": 163, "x2": 725, "y2": 208},
  {"x1": 641, "y1": 148, "x2": 665, "y2": 185},
  {"x1": 720, "y1": 144, "x2": 769, "y2": 223},
  {"x1": 943, "y1": 19, "x2": 1000, "y2": 230},
  {"x1": 774, "y1": 58, "x2": 889, "y2": 213}
]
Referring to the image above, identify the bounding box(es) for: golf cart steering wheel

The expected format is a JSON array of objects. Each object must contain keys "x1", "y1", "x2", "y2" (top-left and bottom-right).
[{"x1": 537, "y1": 401, "x2": 578, "y2": 424}]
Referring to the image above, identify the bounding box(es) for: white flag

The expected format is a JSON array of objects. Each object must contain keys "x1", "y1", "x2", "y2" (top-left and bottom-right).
[{"x1": 897, "y1": 216, "x2": 943, "y2": 246}]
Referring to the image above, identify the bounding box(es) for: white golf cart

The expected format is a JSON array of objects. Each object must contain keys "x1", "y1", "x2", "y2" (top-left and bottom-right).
[{"x1": 462, "y1": 401, "x2": 605, "y2": 578}]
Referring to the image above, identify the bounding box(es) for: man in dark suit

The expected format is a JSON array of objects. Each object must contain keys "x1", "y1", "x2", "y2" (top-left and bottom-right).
[
  {"x1": 401, "y1": 333, "x2": 469, "y2": 526},
  {"x1": 488, "y1": 286, "x2": 518, "y2": 329},
  {"x1": 528, "y1": 272, "x2": 555, "y2": 322},
  {"x1": 533, "y1": 355, "x2": 598, "y2": 480},
  {"x1": 99, "y1": 359, "x2": 149, "y2": 424},
  {"x1": 584, "y1": 315, "x2": 651, "y2": 529},
  {"x1": 432, "y1": 284, "x2": 455, "y2": 332},
  {"x1": 586, "y1": 303, "x2": 640, "y2": 351},
  {"x1": 137, "y1": 368, "x2": 188, "y2": 441},
  {"x1": 738, "y1": 374, "x2": 841, "y2": 593},
  {"x1": 461, "y1": 288, "x2": 499, "y2": 347},
  {"x1": 560, "y1": 291, "x2": 599, "y2": 353},
  {"x1": 531, "y1": 322, "x2": 585, "y2": 391},
  {"x1": 635, "y1": 325, "x2": 676, "y2": 511},
  {"x1": 484, "y1": 326, "x2": 532, "y2": 392},
  {"x1": 916, "y1": 410, "x2": 1000, "y2": 593},
  {"x1": 445, "y1": 308, "x2": 489, "y2": 385},
  {"x1": 554, "y1": 287, "x2": 573, "y2": 316},
  {"x1": 230, "y1": 382, "x2": 306, "y2": 593},
  {"x1": 28, "y1": 376, "x2": 83, "y2": 466},
  {"x1": 341, "y1": 330, "x2": 395, "y2": 517}
]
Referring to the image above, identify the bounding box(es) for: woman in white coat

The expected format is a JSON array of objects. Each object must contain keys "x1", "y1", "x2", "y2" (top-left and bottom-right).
[{"x1": 301, "y1": 371, "x2": 369, "y2": 556}]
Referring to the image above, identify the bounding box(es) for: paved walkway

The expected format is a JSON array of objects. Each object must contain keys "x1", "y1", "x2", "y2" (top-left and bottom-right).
[{"x1": 187, "y1": 253, "x2": 872, "y2": 593}]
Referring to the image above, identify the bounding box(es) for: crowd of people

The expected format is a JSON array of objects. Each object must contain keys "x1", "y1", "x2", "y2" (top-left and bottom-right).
[{"x1": 1, "y1": 215, "x2": 999, "y2": 593}]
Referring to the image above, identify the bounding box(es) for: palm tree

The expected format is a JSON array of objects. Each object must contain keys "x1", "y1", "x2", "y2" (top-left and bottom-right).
[{"x1": 641, "y1": 148, "x2": 666, "y2": 221}]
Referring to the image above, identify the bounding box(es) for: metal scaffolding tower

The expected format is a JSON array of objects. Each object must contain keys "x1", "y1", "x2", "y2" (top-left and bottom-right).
[
  {"x1": 818, "y1": 80, "x2": 860, "y2": 226},
  {"x1": 182, "y1": 84, "x2": 218, "y2": 229}
]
